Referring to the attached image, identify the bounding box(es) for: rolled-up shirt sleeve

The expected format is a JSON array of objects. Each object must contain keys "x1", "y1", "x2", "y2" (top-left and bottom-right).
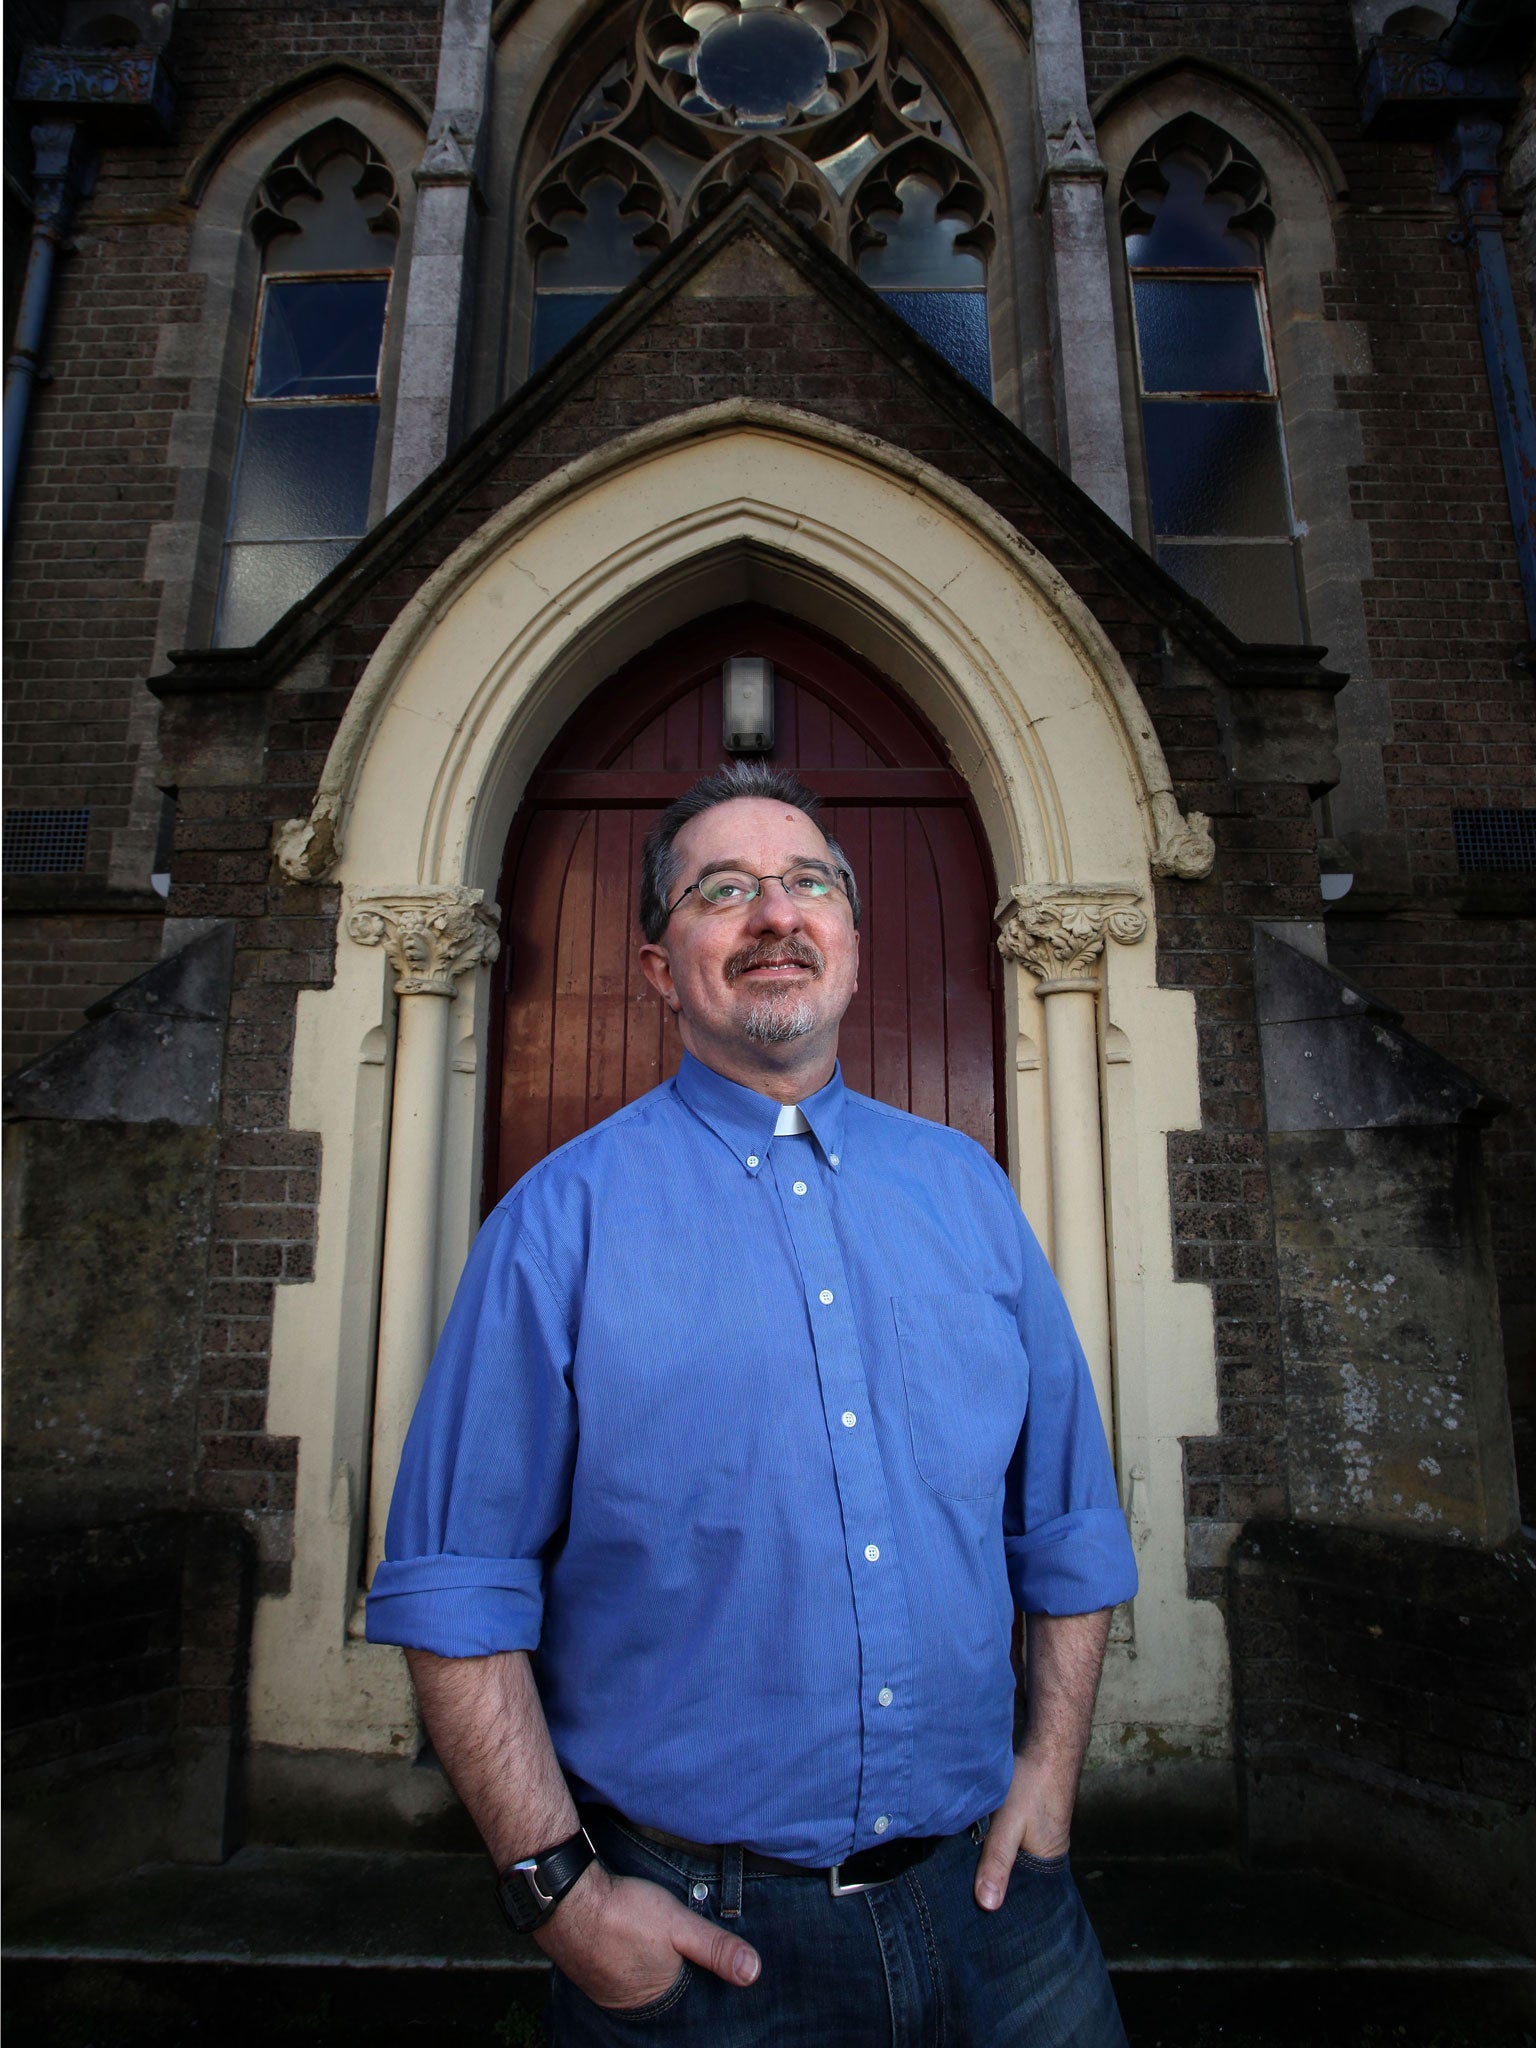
[
  {"x1": 365, "y1": 1199, "x2": 577, "y2": 1657},
  {"x1": 1002, "y1": 1199, "x2": 1139, "y2": 1617}
]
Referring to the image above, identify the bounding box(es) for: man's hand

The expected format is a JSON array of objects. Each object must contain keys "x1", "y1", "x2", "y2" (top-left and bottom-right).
[
  {"x1": 974, "y1": 1607, "x2": 1112, "y2": 1912},
  {"x1": 536, "y1": 1859, "x2": 761, "y2": 2010},
  {"x1": 403, "y1": 1649, "x2": 761, "y2": 2006}
]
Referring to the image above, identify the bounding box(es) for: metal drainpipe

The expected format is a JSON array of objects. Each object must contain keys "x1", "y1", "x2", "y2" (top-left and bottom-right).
[
  {"x1": 3, "y1": 121, "x2": 96, "y2": 533},
  {"x1": 1438, "y1": 115, "x2": 1536, "y2": 643}
]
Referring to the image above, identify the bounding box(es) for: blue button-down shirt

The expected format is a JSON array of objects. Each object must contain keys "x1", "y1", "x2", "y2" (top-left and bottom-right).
[{"x1": 368, "y1": 1053, "x2": 1136, "y2": 1864}]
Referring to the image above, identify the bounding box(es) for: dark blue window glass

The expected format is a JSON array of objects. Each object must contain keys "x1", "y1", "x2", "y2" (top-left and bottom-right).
[
  {"x1": 531, "y1": 292, "x2": 616, "y2": 371},
  {"x1": 694, "y1": 10, "x2": 830, "y2": 122},
  {"x1": 217, "y1": 540, "x2": 356, "y2": 648},
  {"x1": 1142, "y1": 402, "x2": 1292, "y2": 536},
  {"x1": 253, "y1": 277, "x2": 389, "y2": 398},
  {"x1": 1133, "y1": 277, "x2": 1268, "y2": 394},
  {"x1": 227, "y1": 407, "x2": 379, "y2": 540},
  {"x1": 878, "y1": 291, "x2": 991, "y2": 395}
]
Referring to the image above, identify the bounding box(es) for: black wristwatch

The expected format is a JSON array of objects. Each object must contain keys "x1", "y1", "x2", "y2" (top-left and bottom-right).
[{"x1": 495, "y1": 1826, "x2": 598, "y2": 1934}]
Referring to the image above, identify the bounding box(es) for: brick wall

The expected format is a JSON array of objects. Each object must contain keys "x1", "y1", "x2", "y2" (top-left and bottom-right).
[
  {"x1": 2, "y1": 0, "x2": 442, "y2": 1075},
  {"x1": 3, "y1": 1519, "x2": 184, "y2": 1785},
  {"x1": 3, "y1": 1512, "x2": 253, "y2": 1890},
  {"x1": 1231, "y1": 1519, "x2": 1536, "y2": 1947},
  {"x1": 1, "y1": 909, "x2": 163, "y2": 1077}
]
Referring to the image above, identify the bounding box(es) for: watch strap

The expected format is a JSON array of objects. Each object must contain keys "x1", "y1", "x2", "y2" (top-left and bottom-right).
[{"x1": 496, "y1": 1825, "x2": 597, "y2": 1933}]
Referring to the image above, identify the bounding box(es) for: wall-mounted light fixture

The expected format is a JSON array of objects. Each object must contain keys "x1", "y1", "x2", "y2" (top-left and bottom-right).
[{"x1": 722, "y1": 656, "x2": 775, "y2": 754}]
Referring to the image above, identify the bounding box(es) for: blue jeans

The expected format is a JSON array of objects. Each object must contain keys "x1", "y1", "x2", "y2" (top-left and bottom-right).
[{"x1": 547, "y1": 1809, "x2": 1129, "y2": 2047}]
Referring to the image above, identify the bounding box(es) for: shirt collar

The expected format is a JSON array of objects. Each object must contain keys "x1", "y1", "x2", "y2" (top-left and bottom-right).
[{"x1": 674, "y1": 1052, "x2": 847, "y2": 1174}]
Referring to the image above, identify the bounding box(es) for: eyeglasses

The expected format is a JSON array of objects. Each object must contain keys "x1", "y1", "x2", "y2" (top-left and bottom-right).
[{"x1": 666, "y1": 862, "x2": 852, "y2": 919}]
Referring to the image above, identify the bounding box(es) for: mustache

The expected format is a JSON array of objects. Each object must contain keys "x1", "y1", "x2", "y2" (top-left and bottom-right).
[{"x1": 725, "y1": 938, "x2": 825, "y2": 983}]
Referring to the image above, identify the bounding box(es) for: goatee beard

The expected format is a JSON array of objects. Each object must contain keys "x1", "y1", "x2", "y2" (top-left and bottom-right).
[{"x1": 742, "y1": 998, "x2": 817, "y2": 1043}]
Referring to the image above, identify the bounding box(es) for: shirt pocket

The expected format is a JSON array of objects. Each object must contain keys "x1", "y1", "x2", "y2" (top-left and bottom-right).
[{"x1": 892, "y1": 1292, "x2": 1027, "y2": 1502}]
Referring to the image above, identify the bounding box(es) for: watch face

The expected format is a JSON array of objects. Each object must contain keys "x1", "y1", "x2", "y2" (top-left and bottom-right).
[{"x1": 498, "y1": 1864, "x2": 554, "y2": 1935}]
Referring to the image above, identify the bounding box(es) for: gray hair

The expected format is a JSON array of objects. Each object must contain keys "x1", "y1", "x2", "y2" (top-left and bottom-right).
[{"x1": 639, "y1": 760, "x2": 862, "y2": 941}]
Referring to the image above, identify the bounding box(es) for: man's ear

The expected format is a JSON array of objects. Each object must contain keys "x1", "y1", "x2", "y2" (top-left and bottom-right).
[
  {"x1": 851, "y1": 927, "x2": 859, "y2": 997},
  {"x1": 638, "y1": 942, "x2": 680, "y2": 1013}
]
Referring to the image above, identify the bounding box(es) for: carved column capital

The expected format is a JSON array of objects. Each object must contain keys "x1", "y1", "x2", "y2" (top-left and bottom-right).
[
  {"x1": 995, "y1": 883, "x2": 1146, "y2": 989},
  {"x1": 346, "y1": 885, "x2": 501, "y2": 997}
]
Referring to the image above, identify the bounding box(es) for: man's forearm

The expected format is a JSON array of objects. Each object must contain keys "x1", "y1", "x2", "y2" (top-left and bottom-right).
[
  {"x1": 974, "y1": 1606, "x2": 1111, "y2": 1908},
  {"x1": 1018, "y1": 1606, "x2": 1112, "y2": 1823},
  {"x1": 405, "y1": 1646, "x2": 577, "y2": 1870}
]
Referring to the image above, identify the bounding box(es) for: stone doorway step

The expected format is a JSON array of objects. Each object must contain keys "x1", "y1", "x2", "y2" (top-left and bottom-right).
[{"x1": 5, "y1": 1848, "x2": 1533, "y2": 2045}]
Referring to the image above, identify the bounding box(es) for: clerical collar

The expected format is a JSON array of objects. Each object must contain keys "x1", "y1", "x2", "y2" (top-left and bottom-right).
[{"x1": 774, "y1": 1102, "x2": 810, "y2": 1136}]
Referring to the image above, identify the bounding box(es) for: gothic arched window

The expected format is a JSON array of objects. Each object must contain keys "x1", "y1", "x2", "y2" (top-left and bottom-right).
[
  {"x1": 524, "y1": 2, "x2": 995, "y2": 395},
  {"x1": 1122, "y1": 119, "x2": 1305, "y2": 642},
  {"x1": 215, "y1": 123, "x2": 399, "y2": 646}
]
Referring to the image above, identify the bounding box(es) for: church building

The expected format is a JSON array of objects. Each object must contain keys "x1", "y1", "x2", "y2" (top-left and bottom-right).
[{"x1": 4, "y1": 0, "x2": 1533, "y2": 1975}]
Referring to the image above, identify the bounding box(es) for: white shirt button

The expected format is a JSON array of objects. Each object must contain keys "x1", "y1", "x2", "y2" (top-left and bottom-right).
[
  {"x1": 819, "y1": 1289, "x2": 834, "y2": 1305},
  {"x1": 873, "y1": 1816, "x2": 890, "y2": 1834},
  {"x1": 692, "y1": 1881, "x2": 709, "y2": 1901},
  {"x1": 864, "y1": 1543, "x2": 880, "y2": 1562},
  {"x1": 878, "y1": 1687, "x2": 893, "y2": 1707},
  {"x1": 830, "y1": 1154, "x2": 840, "y2": 1167},
  {"x1": 746, "y1": 1155, "x2": 759, "y2": 1169},
  {"x1": 793, "y1": 1180, "x2": 808, "y2": 1195},
  {"x1": 841, "y1": 1411, "x2": 857, "y2": 1428}
]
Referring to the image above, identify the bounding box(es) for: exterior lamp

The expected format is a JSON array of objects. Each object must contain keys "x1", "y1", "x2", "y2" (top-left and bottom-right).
[{"x1": 722, "y1": 656, "x2": 775, "y2": 753}]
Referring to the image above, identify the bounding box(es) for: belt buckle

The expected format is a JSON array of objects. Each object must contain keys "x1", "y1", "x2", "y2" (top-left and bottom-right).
[{"x1": 828, "y1": 1861, "x2": 886, "y2": 1898}]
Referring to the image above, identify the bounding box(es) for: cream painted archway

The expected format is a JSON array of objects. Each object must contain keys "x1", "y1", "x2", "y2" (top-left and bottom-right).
[{"x1": 252, "y1": 407, "x2": 1228, "y2": 1822}]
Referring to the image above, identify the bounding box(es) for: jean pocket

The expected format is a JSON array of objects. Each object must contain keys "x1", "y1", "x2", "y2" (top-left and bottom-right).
[
  {"x1": 893, "y1": 1292, "x2": 1027, "y2": 1500},
  {"x1": 1013, "y1": 1848, "x2": 1070, "y2": 1873},
  {"x1": 589, "y1": 1961, "x2": 693, "y2": 2021}
]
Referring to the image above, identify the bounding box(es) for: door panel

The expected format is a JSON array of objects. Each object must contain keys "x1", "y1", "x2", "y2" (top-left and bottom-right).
[{"x1": 488, "y1": 608, "x2": 1003, "y2": 1207}]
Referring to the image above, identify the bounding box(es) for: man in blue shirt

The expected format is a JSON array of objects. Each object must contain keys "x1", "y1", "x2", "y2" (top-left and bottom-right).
[{"x1": 368, "y1": 761, "x2": 1137, "y2": 2045}]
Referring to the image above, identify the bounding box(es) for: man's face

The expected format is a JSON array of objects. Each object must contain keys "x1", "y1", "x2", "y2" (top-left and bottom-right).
[{"x1": 638, "y1": 796, "x2": 860, "y2": 1089}]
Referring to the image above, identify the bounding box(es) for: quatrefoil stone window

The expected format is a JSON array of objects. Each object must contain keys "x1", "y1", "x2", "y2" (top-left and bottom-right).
[{"x1": 657, "y1": 1, "x2": 860, "y2": 129}]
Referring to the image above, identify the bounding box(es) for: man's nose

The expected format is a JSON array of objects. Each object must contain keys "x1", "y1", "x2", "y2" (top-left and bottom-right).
[{"x1": 746, "y1": 876, "x2": 803, "y2": 932}]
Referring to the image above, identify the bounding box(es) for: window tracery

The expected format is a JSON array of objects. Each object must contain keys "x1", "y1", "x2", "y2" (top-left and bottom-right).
[
  {"x1": 1121, "y1": 115, "x2": 1304, "y2": 642},
  {"x1": 526, "y1": 1, "x2": 994, "y2": 391}
]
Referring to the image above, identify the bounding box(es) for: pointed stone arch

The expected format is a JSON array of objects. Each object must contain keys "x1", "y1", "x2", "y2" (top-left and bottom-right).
[
  {"x1": 179, "y1": 61, "x2": 429, "y2": 207},
  {"x1": 277, "y1": 400, "x2": 1212, "y2": 894},
  {"x1": 1092, "y1": 52, "x2": 1349, "y2": 200}
]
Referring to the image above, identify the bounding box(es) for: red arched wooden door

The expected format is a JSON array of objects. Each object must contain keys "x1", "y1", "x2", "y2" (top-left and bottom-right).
[{"x1": 486, "y1": 608, "x2": 1004, "y2": 1207}]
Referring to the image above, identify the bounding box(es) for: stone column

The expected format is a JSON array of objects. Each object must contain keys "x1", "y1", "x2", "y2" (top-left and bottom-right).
[
  {"x1": 996, "y1": 884, "x2": 1147, "y2": 1435},
  {"x1": 347, "y1": 886, "x2": 501, "y2": 1574},
  {"x1": 1030, "y1": 0, "x2": 1133, "y2": 531},
  {"x1": 386, "y1": 0, "x2": 493, "y2": 507}
]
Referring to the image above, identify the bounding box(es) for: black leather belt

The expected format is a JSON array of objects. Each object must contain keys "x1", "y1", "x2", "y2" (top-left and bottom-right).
[{"x1": 594, "y1": 1807, "x2": 979, "y2": 1899}]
